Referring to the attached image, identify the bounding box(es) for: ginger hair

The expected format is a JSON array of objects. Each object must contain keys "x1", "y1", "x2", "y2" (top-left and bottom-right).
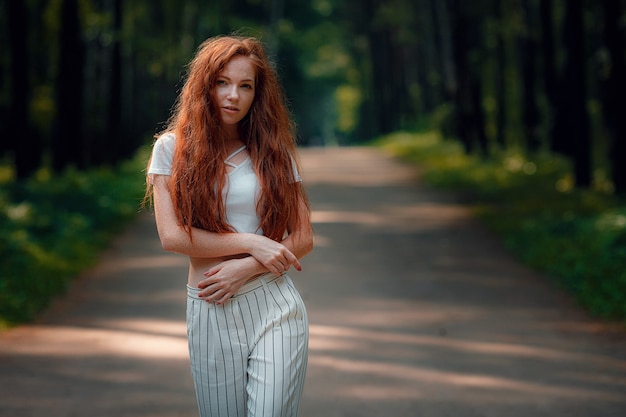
[{"x1": 149, "y1": 35, "x2": 308, "y2": 242}]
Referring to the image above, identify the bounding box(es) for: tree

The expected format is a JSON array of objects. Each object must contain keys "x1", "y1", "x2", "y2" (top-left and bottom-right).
[
  {"x1": 8, "y1": 0, "x2": 41, "y2": 179},
  {"x1": 448, "y1": 0, "x2": 488, "y2": 155},
  {"x1": 52, "y1": 0, "x2": 86, "y2": 172},
  {"x1": 108, "y1": 0, "x2": 125, "y2": 161},
  {"x1": 551, "y1": 0, "x2": 591, "y2": 186},
  {"x1": 539, "y1": 0, "x2": 558, "y2": 139},
  {"x1": 601, "y1": 0, "x2": 626, "y2": 194},
  {"x1": 492, "y1": 0, "x2": 507, "y2": 148},
  {"x1": 518, "y1": 0, "x2": 541, "y2": 152}
]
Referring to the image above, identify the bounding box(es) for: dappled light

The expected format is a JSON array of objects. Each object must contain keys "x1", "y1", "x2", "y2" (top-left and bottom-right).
[
  {"x1": 1, "y1": 147, "x2": 625, "y2": 417},
  {"x1": 308, "y1": 354, "x2": 624, "y2": 401},
  {"x1": 302, "y1": 147, "x2": 418, "y2": 186},
  {"x1": 0, "y1": 214, "x2": 196, "y2": 416},
  {"x1": 311, "y1": 202, "x2": 469, "y2": 232},
  {"x1": 309, "y1": 324, "x2": 626, "y2": 364},
  {"x1": 1, "y1": 322, "x2": 188, "y2": 359},
  {"x1": 296, "y1": 148, "x2": 626, "y2": 415}
]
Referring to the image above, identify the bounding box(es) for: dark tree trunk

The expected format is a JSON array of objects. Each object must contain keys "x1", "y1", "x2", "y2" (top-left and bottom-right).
[
  {"x1": 518, "y1": 0, "x2": 541, "y2": 152},
  {"x1": 432, "y1": 0, "x2": 456, "y2": 101},
  {"x1": 539, "y1": 0, "x2": 558, "y2": 124},
  {"x1": 9, "y1": 0, "x2": 41, "y2": 179},
  {"x1": 52, "y1": 0, "x2": 86, "y2": 172},
  {"x1": 417, "y1": 0, "x2": 440, "y2": 115},
  {"x1": 552, "y1": 0, "x2": 590, "y2": 186},
  {"x1": 471, "y1": 76, "x2": 489, "y2": 156},
  {"x1": 449, "y1": 0, "x2": 470, "y2": 152},
  {"x1": 494, "y1": 0, "x2": 507, "y2": 148},
  {"x1": 109, "y1": 0, "x2": 125, "y2": 162},
  {"x1": 449, "y1": 0, "x2": 488, "y2": 155},
  {"x1": 601, "y1": 0, "x2": 626, "y2": 194},
  {"x1": 394, "y1": 42, "x2": 413, "y2": 130},
  {"x1": 367, "y1": 26, "x2": 396, "y2": 135}
]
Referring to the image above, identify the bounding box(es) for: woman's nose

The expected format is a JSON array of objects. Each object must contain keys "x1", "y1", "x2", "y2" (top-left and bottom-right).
[{"x1": 227, "y1": 86, "x2": 238, "y2": 100}]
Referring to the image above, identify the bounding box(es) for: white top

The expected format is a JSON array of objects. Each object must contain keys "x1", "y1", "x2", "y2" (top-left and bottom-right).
[{"x1": 147, "y1": 133, "x2": 301, "y2": 235}]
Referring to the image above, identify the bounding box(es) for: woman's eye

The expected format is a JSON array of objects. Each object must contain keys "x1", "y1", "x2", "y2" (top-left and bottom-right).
[
  {"x1": 242, "y1": 83, "x2": 253, "y2": 90},
  {"x1": 216, "y1": 79, "x2": 227, "y2": 85}
]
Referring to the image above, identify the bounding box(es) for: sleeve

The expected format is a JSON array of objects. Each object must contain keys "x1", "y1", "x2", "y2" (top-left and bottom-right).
[
  {"x1": 290, "y1": 154, "x2": 302, "y2": 183},
  {"x1": 147, "y1": 133, "x2": 176, "y2": 182}
]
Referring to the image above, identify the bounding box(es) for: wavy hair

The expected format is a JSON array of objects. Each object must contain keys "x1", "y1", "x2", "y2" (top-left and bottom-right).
[{"x1": 150, "y1": 35, "x2": 308, "y2": 242}]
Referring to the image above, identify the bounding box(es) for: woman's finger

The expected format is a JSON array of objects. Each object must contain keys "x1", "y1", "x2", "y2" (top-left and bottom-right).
[
  {"x1": 204, "y1": 285, "x2": 225, "y2": 300},
  {"x1": 215, "y1": 292, "x2": 233, "y2": 305},
  {"x1": 284, "y1": 253, "x2": 302, "y2": 271},
  {"x1": 203, "y1": 265, "x2": 221, "y2": 278}
]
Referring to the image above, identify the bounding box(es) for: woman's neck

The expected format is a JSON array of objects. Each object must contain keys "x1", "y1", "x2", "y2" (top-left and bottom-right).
[{"x1": 223, "y1": 125, "x2": 244, "y2": 148}]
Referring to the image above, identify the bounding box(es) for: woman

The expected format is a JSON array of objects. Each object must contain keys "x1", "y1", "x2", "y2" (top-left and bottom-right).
[{"x1": 145, "y1": 35, "x2": 313, "y2": 417}]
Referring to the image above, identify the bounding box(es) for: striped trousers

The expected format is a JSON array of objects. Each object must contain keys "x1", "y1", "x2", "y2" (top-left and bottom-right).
[{"x1": 186, "y1": 274, "x2": 309, "y2": 417}]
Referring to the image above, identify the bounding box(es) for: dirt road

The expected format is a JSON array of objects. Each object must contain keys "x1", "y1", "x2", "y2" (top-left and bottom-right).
[{"x1": 1, "y1": 147, "x2": 625, "y2": 417}]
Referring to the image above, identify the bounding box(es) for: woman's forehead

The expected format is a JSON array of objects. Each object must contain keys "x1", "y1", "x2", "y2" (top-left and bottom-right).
[{"x1": 219, "y1": 56, "x2": 256, "y2": 80}]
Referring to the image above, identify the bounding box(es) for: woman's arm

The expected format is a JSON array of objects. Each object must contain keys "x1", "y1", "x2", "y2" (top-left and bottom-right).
[
  {"x1": 198, "y1": 193, "x2": 314, "y2": 304},
  {"x1": 152, "y1": 175, "x2": 300, "y2": 274},
  {"x1": 282, "y1": 196, "x2": 315, "y2": 259}
]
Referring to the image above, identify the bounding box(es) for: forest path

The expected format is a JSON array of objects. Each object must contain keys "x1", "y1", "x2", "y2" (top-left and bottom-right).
[{"x1": 1, "y1": 146, "x2": 625, "y2": 417}]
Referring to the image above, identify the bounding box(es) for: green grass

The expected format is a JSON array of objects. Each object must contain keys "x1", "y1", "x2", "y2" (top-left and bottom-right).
[
  {"x1": 0, "y1": 147, "x2": 149, "y2": 328},
  {"x1": 377, "y1": 131, "x2": 626, "y2": 321}
]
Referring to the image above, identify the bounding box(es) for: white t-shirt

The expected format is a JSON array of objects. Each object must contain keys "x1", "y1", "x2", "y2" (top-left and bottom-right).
[{"x1": 147, "y1": 133, "x2": 301, "y2": 235}]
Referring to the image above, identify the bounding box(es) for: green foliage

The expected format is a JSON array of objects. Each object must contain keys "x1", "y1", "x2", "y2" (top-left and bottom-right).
[
  {"x1": 378, "y1": 131, "x2": 626, "y2": 321},
  {"x1": 0, "y1": 148, "x2": 149, "y2": 328}
]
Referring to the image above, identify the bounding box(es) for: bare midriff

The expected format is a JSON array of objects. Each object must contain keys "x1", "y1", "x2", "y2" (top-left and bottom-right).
[{"x1": 187, "y1": 254, "x2": 263, "y2": 288}]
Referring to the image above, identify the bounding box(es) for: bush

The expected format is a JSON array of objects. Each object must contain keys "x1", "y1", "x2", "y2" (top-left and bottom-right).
[
  {"x1": 0, "y1": 148, "x2": 149, "y2": 328},
  {"x1": 378, "y1": 131, "x2": 626, "y2": 321}
]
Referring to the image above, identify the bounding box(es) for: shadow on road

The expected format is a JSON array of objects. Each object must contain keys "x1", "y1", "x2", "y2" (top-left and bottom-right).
[
  {"x1": 0, "y1": 146, "x2": 624, "y2": 417},
  {"x1": 297, "y1": 147, "x2": 626, "y2": 417}
]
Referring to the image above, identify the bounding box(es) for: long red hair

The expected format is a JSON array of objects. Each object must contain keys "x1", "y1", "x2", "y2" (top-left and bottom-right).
[{"x1": 153, "y1": 35, "x2": 308, "y2": 242}]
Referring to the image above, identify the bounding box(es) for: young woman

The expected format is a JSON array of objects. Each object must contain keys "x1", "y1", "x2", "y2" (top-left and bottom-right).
[{"x1": 146, "y1": 35, "x2": 313, "y2": 417}]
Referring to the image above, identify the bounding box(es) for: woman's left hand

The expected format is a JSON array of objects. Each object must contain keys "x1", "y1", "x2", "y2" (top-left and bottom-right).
[{"x1": 197, "y1": 258, "x2": 253, "y2": 304}]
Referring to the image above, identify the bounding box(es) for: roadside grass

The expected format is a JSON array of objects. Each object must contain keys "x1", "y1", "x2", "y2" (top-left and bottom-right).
[
  {"x1": 0, "y1": 147, "x2": 149, "y2": 328},
  {"x1": 377, "y1": 131, "x2": 626, "y2": 321}
]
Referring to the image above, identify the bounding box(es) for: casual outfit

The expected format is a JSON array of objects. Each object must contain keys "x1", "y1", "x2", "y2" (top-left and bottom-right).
[{"x1": 148, "y1": 133, "x2": 309, "y2": 417}]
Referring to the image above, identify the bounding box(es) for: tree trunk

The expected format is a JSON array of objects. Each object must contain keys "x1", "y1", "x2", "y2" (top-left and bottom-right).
[
  {"x1": 552, "y1": 0, "x2": 590, "y2": 186},
  {"x1": 372, "y1": 29, "x2": 396, "y2": 134},
  {"x1": 518, "y1": 0, "x2": 541, "y2": 152},
  {"x1": 9, "y1": 0, "x2": 41, "y2": 179},
  {"x1": 417, "y1": 0, "x2": 440, "y2": 115},
  {"x1": 494, "y1": 0, "x2": 507, "y2": 148},
  {"x1": 601, "y1": 0, "x2": 626, "y2": 194},
  {"x1": 432, "y1": 0, "x2": 456, "y2": 101},
  {"x1": 539, "y1": 0, "x2": 558, "y2": 128},
  {"x1": 449, "y1": 0, "x2": 488, "y2": 155},
  {"x1": 109, "y1": 0, "x2": 125, "y2": 162},
  {"x1": 52, "y1": 0, "x2": 86, "y2": 172}
]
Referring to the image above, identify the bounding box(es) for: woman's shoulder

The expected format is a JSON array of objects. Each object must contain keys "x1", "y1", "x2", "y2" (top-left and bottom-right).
[
  {"x1": 155, "y1": 132, "x2": 176, "y2": 148},
  {"x1": 148, "y1": 132, "x2": 176, "y2": 177},
  {"x1": 152, "y1": 132, "x2": 176, "y2": 157}
]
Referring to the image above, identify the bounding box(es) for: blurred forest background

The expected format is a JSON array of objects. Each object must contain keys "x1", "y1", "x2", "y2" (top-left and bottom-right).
[
  {"x1": 2, "y1": 0, "x2": 625, "y2": 188},
  {"x1": 1, "y1": 0, "x2": 626, "y2": 325}
]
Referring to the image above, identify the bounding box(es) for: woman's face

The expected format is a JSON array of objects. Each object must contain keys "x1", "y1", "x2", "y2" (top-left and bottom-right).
[{"x1": 213, "y1": 56, "x2": 256, "y2": 127}]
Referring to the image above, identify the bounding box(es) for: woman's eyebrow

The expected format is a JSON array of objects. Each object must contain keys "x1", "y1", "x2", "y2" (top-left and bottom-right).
[{"x1": 218, "y1": 75, "x2": 254, "y2": 83}]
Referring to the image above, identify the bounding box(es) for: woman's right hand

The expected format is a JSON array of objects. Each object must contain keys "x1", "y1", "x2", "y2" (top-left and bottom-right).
[{"x1": 247, "y1": 234, "x2": 302, "y2": 275}]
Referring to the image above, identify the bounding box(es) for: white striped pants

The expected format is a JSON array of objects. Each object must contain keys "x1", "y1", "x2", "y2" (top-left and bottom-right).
[{"x1": 186, "y1": 274, "x2": 309, "y2": 417}]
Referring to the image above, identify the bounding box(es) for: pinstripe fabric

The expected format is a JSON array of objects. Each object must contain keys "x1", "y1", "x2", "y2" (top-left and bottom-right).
[{"x1": 186, "y1": 274, "x2": 308, "y2": 417}]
